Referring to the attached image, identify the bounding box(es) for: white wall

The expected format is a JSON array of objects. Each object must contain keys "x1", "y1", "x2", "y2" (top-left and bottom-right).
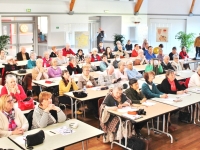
[{"x1": 0, "y1": 15, "x2": 2, "y2": 35}]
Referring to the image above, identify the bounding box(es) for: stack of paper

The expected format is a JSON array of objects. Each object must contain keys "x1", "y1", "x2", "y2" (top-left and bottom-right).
[
  {"x1": 117, "y1": 106, "x2": 138, "y2": 113},
  {"x1": 122, "y1": 113, "x2": 142, "y2": 120}
]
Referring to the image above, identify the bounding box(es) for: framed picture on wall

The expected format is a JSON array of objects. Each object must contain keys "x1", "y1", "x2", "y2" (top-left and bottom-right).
[
  {"x1": 75, "y1": 31, "x2": 90, "y2": 49},
  {"x1": 156, "y1": 27, "x2": 168, "y2": 42}
]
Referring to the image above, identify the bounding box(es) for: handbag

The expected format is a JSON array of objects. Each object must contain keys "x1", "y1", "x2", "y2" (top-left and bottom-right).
[
  {"x1": 178, "y1": 111, "x2": 191, "y2": 123},
  {"x1": 18, "y1": 69, "x2": 27, "y2": 74},
  {"x1": 73, "y1": 91, "x2": 87, "y2": 98},
  {"x1": 133, "y1": 59, "x2": 141, "y2": 65},
  {"x1": 25, "y1": 130, "x2": 45, "y2": 149},
  {"x1": 18, "y1": 97, "x2": 35, "y2": 111}
]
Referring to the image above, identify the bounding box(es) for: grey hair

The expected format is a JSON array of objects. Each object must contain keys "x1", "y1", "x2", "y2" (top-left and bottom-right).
[
  {"x1": 163, "y1": 55, "x2": 169, "y2": 59},
  {"x1": 113, "y1": 83, "x2": 123, "y2": 91},
  {"x1": 57, "y1": 50, "x2": 62, "y2": 54},
  {"x1": 6, "y1": 74, "x2": 17, "y2": 84},
  {"x1": 69, "y1": 56, "x2": 75, "y2": 62},
  {"x1": 84, "y1": 54, "x2": 91, "y2": 59},
  {"x1": 106, "y1": 65, "x2": 114, "y2": 70},
  {"x1": 92, "y1": 48, "x2": 98, "y2": 52},
  {"x1": 36, "y1": 58, "x2": 43, "y2": 64},
  {"x1": 126, "y1": 60, "x2": 133, "y2": 65},
  {"x1": 30, "y1": 51, "x2": 36, "y2": 56},
  {"x1": 50, "y1": 58, "x2": 57, "y2": 66},
  {"x1": 173, "y1": 54, "x2": 179, "y2": 59},
  {"x1": 118, "y1": 61, "x2": 125, "y2": 68},
  {"x1": 116, "y1": 41, "x2": 121, "y2": 44},
  {"x1": 43, "y1": 50, "x2": 50, "y2": 56}
]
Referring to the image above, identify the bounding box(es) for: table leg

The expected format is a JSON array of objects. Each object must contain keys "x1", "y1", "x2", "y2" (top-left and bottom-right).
[
  {"x1": 82, "y1": 141, "x2": 85, "y2": 150},
  {"x1": 191, "y1": 105, "x2": 193, "y2": 122},
  {"x1": 194, "y1": 104, "x2": 197, "y2": 124},
  {"x1": 198, "y1": 103, "x2": 200, "y2": 122},
  {"x1": 157, "y1": 116, "x2": 159, "y2": 130},
  {"x1": 85, "y1": 140, "x2": 88, "y2": 150},
  {"x1": 70, "y1": 97, "x2": 73, "y2": 119},
  {"x1": 75, "y1": 99, "x2": 78, "y2": 119},
  {"x1": 163, "y1": 114, "x2": 165, "y2": 132}
]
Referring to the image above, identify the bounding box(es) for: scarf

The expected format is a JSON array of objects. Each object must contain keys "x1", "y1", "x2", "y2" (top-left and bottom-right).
[
  {"x1": 3, "y1": 109, "x2": 17, "y2": 131},
  {"x1": 69, "y1": 63, "x2": 77, "y2": 74}
]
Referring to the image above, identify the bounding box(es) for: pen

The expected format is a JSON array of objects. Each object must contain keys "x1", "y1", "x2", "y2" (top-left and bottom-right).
[{"x1": 50, "y1": 131, "x2": 56, "y2": 134}]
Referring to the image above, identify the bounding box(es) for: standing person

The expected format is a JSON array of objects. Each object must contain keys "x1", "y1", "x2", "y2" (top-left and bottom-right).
[
  {"x1": 16, "y1": 47, "x2": 30, "y2": 61},
  {"x1": 131, "y1": 44, "x2": 139, "y2": 57},
  {"x1": 62, "y1": 43, "x2": 75, "y2": 57},
  {"x1": 50, "y1": 46, "x2": 57, "y2": 58},
  {"x1": 194, "y1": 33, "x2": 200, "y2": 59},
  {"x1": 125, "y1": 40, "x2": 132, "y2": 51},
  {"x1": 97, "y1": 41, "x2": 105, "y2": 53},
  {"x1": 97, "y1": 28, "x2": 105, "y2": 46}
]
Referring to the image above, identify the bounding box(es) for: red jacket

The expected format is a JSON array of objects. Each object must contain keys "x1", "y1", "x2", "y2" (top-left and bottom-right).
[
  {"x1": 62, "y1": 48, "x2": 75, "y2": 56},
  {"x1": 179, "y1": 51, "x2": 189, "y2": 59},
  {"x1": 131, "y1": 49, "x2": 138, "y2": 57},
  {"x1": 1, "y1": 85, "x2": 27, "y2": 101},
  {"x1": 91, "y1": 54, "x2": 101, "y2": 62}
]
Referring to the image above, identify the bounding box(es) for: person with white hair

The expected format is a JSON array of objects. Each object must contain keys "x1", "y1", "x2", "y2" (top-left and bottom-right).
[
  {"x1": 4, "y1": 56, "x2": 17, "y2": 74},
  {"x1": 114, "y1": 61, "x2": 128, "y2": 81},
  {"x1": 16, "y1": 47, "x2": 30, "y2": 61},
  {"x1": 91, "y1": 48, "x2": 101, "y2": 62},
  {"x1": 27, "y1": 51, "x2": 36, "y2": 69},
  {"x1": 1, "y1": 74, "x2": 27, "y2": 101},
  {"x1": 125, "y1": 60, "x2": 142, "y2": 79},
  {"x1": 32, "y1": 58, "x2": 49, "y2": 80},
  {"x1": 62, "y1": 43, "x2": 75, "y2": 57},
  {"x1": 48, "y1": 58, "x2": 62, "y2": 78},
  {"x1": 188, "y1": 66, "x2": 200, "y2": 87},
  {"x1": 98, "y1": 65, "x2": 117, "y2": 86},
  {"x1": 42, "y1": 51, "x2": 51, "y2": 67},
  {"x1": 0, "y1": 50, "x2": 6, "y2": 64},
  {"x1": 67, "y1": 56, "x2": 82, "y2": 75},
  {"x1": 114, "y1": 41, "x2": 125, "y2": 51},
  {"x1": 171, "y1": 54, "x2": 184, "y2": 71},
  {"x1": 56, "y1": 50, "x2": 68, "y2": 66},
  {"x1": 161, "y1": 55, "x2": 174, "y2": 73},
  {"x1": 145, "y1": 59, "x2": 163, "y2": 75},
  {"x1": 116, "y1": 45, "x2": 128, "y2": 58},
  {"x1": 134, "y1": 49, "x2": 148, "y2": 65}
]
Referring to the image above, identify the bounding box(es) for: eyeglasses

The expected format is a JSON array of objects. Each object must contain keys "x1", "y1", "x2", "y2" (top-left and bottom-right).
[{"x1": 7, "y1": 99, "x2": 14, "y2": 103}]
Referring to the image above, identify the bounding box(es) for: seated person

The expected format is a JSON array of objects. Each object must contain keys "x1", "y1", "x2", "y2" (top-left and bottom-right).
[
  {"x1": 98, "y1": 65, "x2": 116, "y2": 86},
  {"x1": 97, "y1": 41, "x2": 105, "y2": 53},
  {"x1": 126, "y1": 60, "x2": 142, "y2": 79},
  {"x1": 91, "y1": 48, "x2": 101, "y2": 62},
  {"x1": 43, "y1": 51, "x2": 52, "y2": 67},
  {"x1": 76, "y1": 49, "x2": 85, "y2": 63},
  {"x1": 157, "y1": 69, "x2": 187, "y2": 94},
  {"x1": 125, "y1": 78, "x2": 146, "y2": 104},
  {"x1": 169, "y1": 47, "x2": 180, "y2": 60},
  {"x1": 27, "y1": 51, "x2": 36, "y2": 69},
  {"x1": 116, "y1": 45, "x2": 128, "y2": 58},
  {"x1": 50, "y1": 46, "x2": 57, "y2": 58},
  {"x1": 0, "y1": 94, "x2": 28, "y2": 137},
  {"x1": 56, "y1": 50, "x2": 68, "y2": 66},
  {"x1": 125, "y1": 40, "x2": 132, "y2": 51},
  {"x1": 142, "y1": 42, "x2": 149, "y2": 56},
  {"x1": 157, "y1": 48, "x2": 164, "y2": 62},
  {"x1": 134, "y1": 49, "x2": 148, "y2": 65},
  {"x1": 161, "y1": 55, "x2": 174, "y2": 72},
  {"x1": 1, "y1": 74, "x2": 27, "y2": 101},
  {"x1": 77, "y1": 65, "x2": 97, "y2": 89},
  {"x1": 16, "y1": 47, "x2": 30, "y2": 61},
  {"x1": 179, "y1": 46, "x2": 189, "y2": 59},
  {"x1": 131, "y1": 44, "x2": 139, "y2": 57},
  {"x1": 188, "y1": 66, "x2": 200, "y2": 87},
  {"x1": 4, "y1": 56, "x2": 17, "y2": 74},
  {"x1": 145, "y1": 59, "x2": 163, "y2": 75},
  {"x1": 32, "y1": 91, "x2": 66, "y2": 129},
  {"x1": 32, "y1": 58, "x2": 49, "y2": 80},
  {"x1": 84, "y1": 54, "x2": 97, "y2": 72},
  {"x1": 114, "y1": 41, "x2": 125, "y2": 51},
  {"x1": 171, "y1": 54, "x2": 184, "y2": 71},
  {"x1": 67, "y1": 56, "x2": 82, "y2": 75},
  {"x1": 142, "y1": 71, "x2": 167, "y2": 99},
  {"x1": 48, "y1": 58, "x2": 62, "y2": 78},
  {"x1": 114, "y1": 61, "x2": 128, "y2": 82},
  {"x1": 112, "y1": 54, "x2": 121, "y2": 68},
  {"x1": 145, "y1": 46, "x2": 156, "y2": 60},
  {"x1": 99, "y1": 55, "x2": 109, "y2": 72},
  {"x1": 62, "y1": 43, "x2": 75, "y2": 57},
  {"x1": 0, "y1": 50, "x2": 6, "y2": 64},
  {"x1": 103, "y1": 47, "x2": 114, "y2": 59}
]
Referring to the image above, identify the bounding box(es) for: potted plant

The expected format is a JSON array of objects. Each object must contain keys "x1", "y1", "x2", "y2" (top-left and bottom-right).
[
  {"x1": 175, "y1": 31, "x2": 195, "y2": 53},
  {"x1": 113, "y1": 34, "x2": 125, "y2": 46}
]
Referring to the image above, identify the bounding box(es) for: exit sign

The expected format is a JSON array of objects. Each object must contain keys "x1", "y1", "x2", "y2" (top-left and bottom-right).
[
  {"x1": 56, "y1": 26, "x2": 59, "y2": 29},
  {"x1": 26, "y1": 9, "x2": 31, "y2": 12}
]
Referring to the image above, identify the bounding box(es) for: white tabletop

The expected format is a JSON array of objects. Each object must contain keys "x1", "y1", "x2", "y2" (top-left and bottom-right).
[
  {"x1": 17, "y1": 60, "x2": 28, "y2": 66},
  {"x1": 32, "y1": 77, "x2": 61, "y2": 87},
  {"x1": 0, "y1": 137, "x2": 21, "y2": 150},
  {"x1": 176, "y1": 70, "x2": 195, "y2": 78},
  {"x1": 9, "y1": 119, "x2": 104, "y2": 150},
  {"x1": 11, "y1": 69, "x2": 32, "y2": 76}
]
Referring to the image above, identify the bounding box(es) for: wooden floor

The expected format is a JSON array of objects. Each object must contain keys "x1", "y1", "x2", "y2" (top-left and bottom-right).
[{"x1": 64, "y1": 111, "x2": 200, "y2": 150}]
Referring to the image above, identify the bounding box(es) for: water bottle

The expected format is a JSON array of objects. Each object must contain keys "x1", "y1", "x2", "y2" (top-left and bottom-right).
[
  {"x1": 83, "y1": 86, "x2": 86, "y2": 93},
  {"x1": 44, "y1": 62, "x2": 46, "y2": 68},
  {"x1": 71, "y1": 71, "x2": 74, "y2": 79}
]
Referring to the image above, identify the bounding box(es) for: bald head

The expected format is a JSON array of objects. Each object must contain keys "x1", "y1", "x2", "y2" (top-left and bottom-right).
[
  {"x1": 21, "y1": 47, "x2": 26, "y2": 54},
  {"x1": 107, "y1": 65, "x2": 114, "y2": 75}
]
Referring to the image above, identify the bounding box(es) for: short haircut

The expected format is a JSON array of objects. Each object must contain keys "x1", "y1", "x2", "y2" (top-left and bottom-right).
[
  {"x1": 36, "y1": 58, "x2": 43, "y2": 64},
  {"x1": 51, "y1": 46, "x2": 56, "y2": 50},
  {"x1": 0, "y1": 94, "x2": 12, "y2": 111},
  {"x1": 148, "y1": 46, "x2": 152, "y2": 49},
  {"x1": 113, "y1": 83, "x2": 123, "y2": 91},
  {"x1": 5, "y1": 74, "x2": 17, "y2": 84},
  {"x1": 39, "y1": 91, "x2": 52, "y2": 106},
  {"x1": 50, "y1": 58, "x2": 57, "y2": 65},
  {"x1": 134, "y1": 44, "x2": 138, "y2": 47},
  {"x1": 69, "y1": 56, "x2": 75, "y2": 62},
  {"x1": 30, "y1": 51, "x2": 36, "y2": 57},
  {"x1": 143, "y1": 71, "x2": 155, "y2": 83},
  {"x1": 163, "y1": 55, "x2": 169, "y2": 59},
  {"x1": 172, "y1": 47, "x2": 177, "y2": 50},
  {"x1": 129, "y1": 78, "x2": 138, "y2": 86},
  {"x1": 92, "y1": 48, "x2": 98, "y2": 52},
  {"x1": 82, "y1": 64, "x2": 90, "y2": 70},
  {"x1": 173, "y1": 54, "x2": 179, "y2": 59},
  {"x1": 165, "y1": 69, "x2": 175, "y2": 78},
  {"x1": 126, "y1": 60, "x2": 133, "y2": 65},
  {"x1": 118, "y1": 61, "x2": 125, "y2": 68},
  {"x1": 181, "y1": 46, "x2": 186, "y2": 50},
  {"x1": 159, "y1": 44, "x2": 163, "y2": 48},
  {"x1": 43, "y1": 50, "x2": 50, "y2": 55},
  {"x1": 101, "y1": 54, "x2": 107, "y2": 59},
  {"x1": 84, "y1": 54, "x2": 91, "y2": 59}
]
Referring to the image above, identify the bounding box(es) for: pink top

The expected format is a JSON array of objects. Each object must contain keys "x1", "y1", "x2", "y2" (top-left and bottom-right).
[
  {"x1": 114, "y1": 69, "x2": 128, "y2": 81},
  {"x1": 42, "y1": 57, "x2": 52, "y2": 67}
]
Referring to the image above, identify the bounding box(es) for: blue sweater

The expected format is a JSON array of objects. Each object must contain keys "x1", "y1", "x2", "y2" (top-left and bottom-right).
[
  {"x1": 141, "y1": 82, "x2": 163, "y2": 99},
  {"x1": 27, "y1": 59, "x2": 36, "y2": 69},
  {"x1": 145, "y1": 52, "x2": 156, "y2": 60},
  {"x1": 125, "y1": 68, "x2": 143, "y2": 79}
]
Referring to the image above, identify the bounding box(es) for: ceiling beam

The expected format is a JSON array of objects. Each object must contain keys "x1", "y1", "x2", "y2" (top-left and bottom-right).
[
  {"x1": 189, "y1": 0, "x2": 196, "y2": 14},
  {"x1": 134, "y1": 0, "x2": 143, "y2": 15},
  {"x1": 69, "y1": 0, "x2": 76, "y2": 12}
]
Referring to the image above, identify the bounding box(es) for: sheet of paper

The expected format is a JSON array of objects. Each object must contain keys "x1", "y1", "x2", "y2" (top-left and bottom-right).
[
  {"x1": 15, "y1": 136, "x2": 26, "y2": 145},
  {"x1": 122, "y1": 113, "x2": 142, "y2": 120},
  {"x1": 142, "y1": 101, "x2": 156, "y2": 106},
  {"x1": 178, "y1": 93, "x2": 191, "y2": 97},
  {"x1": 50, "y1": 126, "x2": 75, "y2": 136},
  {"x1": 117, "y1": 106, "x2": 138, "y2": 113},
  {"x1": 192, "y1": 88, "x2": 200, "y2": 93}
]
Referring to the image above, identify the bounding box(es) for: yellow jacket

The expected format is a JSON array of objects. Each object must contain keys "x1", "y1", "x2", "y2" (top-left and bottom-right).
[
  {"x1": 194, "y1": 36, "x2": 200, "y2": 47},
  {"x1": 59, "y1": 79, "x2": 78, "y2": 96}
]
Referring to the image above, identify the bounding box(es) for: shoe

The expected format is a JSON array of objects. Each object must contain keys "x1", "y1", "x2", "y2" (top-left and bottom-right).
[{"x1": 75, "y1": 110, "x2": 83, "y2": 115}]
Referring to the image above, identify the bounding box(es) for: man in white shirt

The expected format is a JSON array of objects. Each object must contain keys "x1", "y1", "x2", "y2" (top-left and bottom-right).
[{"x1": 188, "y1": 66, "x2": 200, "y2": 87}]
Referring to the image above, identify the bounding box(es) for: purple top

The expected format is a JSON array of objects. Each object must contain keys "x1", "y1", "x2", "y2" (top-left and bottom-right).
[
  {"x1": 48, "y1": 66, "x2": 62, "y2": 78},
  {"x1": 157, "y1": 54, "x2": 164, "y2": 62}
]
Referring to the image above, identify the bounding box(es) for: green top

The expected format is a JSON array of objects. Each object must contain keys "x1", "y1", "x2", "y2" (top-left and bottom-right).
[{"x1": 145, "y1": 64, "x2": 163, "y2": 75}]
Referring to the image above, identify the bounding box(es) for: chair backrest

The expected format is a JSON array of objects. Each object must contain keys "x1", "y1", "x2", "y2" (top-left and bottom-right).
[
  {"x1": 22, "y1": 73, "x2": 32, "y2": 92},
  {"x1": 184, "y1": 78, "x2": 190, "y2": 88},
  {"x1": 26, "y1": 110, "x2": 34, "y2": 130},
  {"x1": 98, "y1": 97, "x2": 105, "y2": 116}
]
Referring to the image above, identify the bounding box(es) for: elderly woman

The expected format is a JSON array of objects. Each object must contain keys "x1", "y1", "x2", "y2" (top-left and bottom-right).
[
  {"x1": 112, "y1": 54, "x2": 121, "y2": 69},
  {"x1": 91, "y1": 48, "x2": 101, "y2": 62},
  {"x1": 0, "y1": 50, "x2": 6, "y2": 64},
  {"x1": 134, "y1": 49, "x2": 148, "y2": 65},
  {"x1": 157, "y1": 69, "x2": 187, "y2": 94},
  {"x1": 125, "y1": 78, "x2": 146, "y2": 104},
  {"x1": 0, "y1": 94, "x2": 29, "y2": 137},
  {"x1": 116, "y1": 45, "x2": 128, "y2": 58},
  {"x1": 76, "y1": 49, "x2": 85, "y2": 63},
  {"x1": 32, "y1": 91, "x2": 66, "y2": 129},
  {"x1": 27, "y1": 51, "x2": 36, "y2": 69},
  {"x1": 179, "y1": 46, "x2": 189, "y2": 59},
  {"x1": 56, "y1": 50, "x2": 68, "y2": 66},
  {"x1": 188, "y1": 66, "x2": 200, "y2": 87},
  {"x1": 77, "y1": 65, "x2": 97, "y2": 89},
  {"x1": 67, "y1": 56, "x2": 82, "y2": 75},
  {"x1": 43, "y1": 51, "x2": 52, "y2": 67},
  {"x1": 84, "y1": 54, "x2": 97, "y2": 72},
  {"x1": 171, "y1": 54, "x2": 184, "y2": 71},
  {"x1": 50, "y1": 46, "x2": 57, "y2": 58},
  {"x1": 161, "y1": 55, "x2": 174, "y2": 72},
  {"x1": 145, "y1": 59, "x2": 163, "y2": 75},
  {"x1": 32, "y1": 58, "x2": 49, "y2": 80},
  {"x1": 103, "y1": 47, "x2": 114, "y2": 59},
  {"x1": 114, "y1": 61, "x2": 128, "y2": 82},
  {"x1": 4, "y1": 56, "x2": 17, "y2": 73},
  {"x1": 114, "y1": 41, "x2": 125, "y2": 51},
  {"x1": 1, "y1": 75, "x2": 27, "y2": 101},
  {"x1": 16, "y1": 47, "x2": 30, "y2": 61},
  {"x1": 48, "y1": 58, "x2": 62, "y2": 78},
  {"x1": 142, "y1": 71, "x2": 168, "y2": 99}
]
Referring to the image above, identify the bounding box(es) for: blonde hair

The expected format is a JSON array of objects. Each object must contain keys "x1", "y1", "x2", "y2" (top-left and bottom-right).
[
  {"x1": 82, "y1": 64, "x2": 90, "y2": 71},
  {"x1": 39, "y1": 91, "x2": 52, "y2": 106},
  {"x1": 52, "y1": 46, "x2": 56, "y2": 50},
  {"x1": 0, "y1": 94, "x2": 12, "y2": 111}
]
